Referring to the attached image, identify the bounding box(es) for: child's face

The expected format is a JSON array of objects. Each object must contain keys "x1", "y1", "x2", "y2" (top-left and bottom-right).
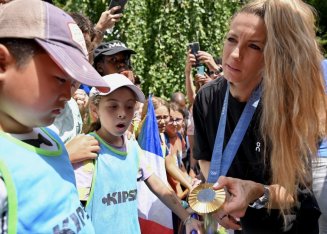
[
  {"x1": 166, "y1": 109, "x2": 184, "y2": 135},
  {"x1": 99, "y1": 52, "x2": 131, "y2": 75},
  {"x1": 0, "y1": 51, "x2": 72, "y2": 133},
  {"x1": 155, "y1": 105, "x2": 170, "y2": 133},
  {"x1": 96, "y1": 87, "x2": 136, "y2": 138}
]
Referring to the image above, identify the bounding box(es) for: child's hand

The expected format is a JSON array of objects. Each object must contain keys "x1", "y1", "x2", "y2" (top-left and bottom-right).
[
  {"x1": 66, "y1": 134, "x2": 100, "y2": 163},
  {"x1": 73, "y1": 89, "x2": 89, "y2": 114},
  {"x1": 184, "y1": 216, "x2": 204, "y2": 234},
  {"x1": 191, "y1": 178, "x2": 202, "y2": 189}
]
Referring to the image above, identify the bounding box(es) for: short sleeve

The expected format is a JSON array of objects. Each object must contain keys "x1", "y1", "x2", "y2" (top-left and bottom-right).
[{"x1": 137, "y1": 146, "x2": 154, "y2": 181}]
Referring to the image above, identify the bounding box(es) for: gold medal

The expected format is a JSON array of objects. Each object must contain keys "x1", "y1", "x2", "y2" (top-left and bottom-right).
[
  {"x1": 188, "y1": 183, "x2": 226, "y2": 233},
  {"x1": 188, "y1": 183, "x2": 225, "y2": 215}
]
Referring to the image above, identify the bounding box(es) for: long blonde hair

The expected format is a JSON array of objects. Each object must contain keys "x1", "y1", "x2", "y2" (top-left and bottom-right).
[{"x1": 238, "y1": 0, "x2": 327, "y2": 212}]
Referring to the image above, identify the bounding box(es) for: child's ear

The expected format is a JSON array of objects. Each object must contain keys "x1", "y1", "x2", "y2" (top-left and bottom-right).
[
  {"x1": 89, "y1": 102, "x2": 99, "y2": 121},
  {"x1": 0, "y1": 44, "x2": 13, "y2": 78}
]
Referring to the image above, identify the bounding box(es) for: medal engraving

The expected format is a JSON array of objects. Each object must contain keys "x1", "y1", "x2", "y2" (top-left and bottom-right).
[
  {"x1": 198, "y1": 188, "x2": 215, "y2": 202},
  {"x1": 188, "y1": 183, "x2": 225, "y2": 214}
]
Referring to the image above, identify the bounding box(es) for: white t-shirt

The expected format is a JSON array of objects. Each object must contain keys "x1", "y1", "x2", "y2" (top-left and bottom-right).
[{"x1": 48, "y1": 98, "x2": 83, "y2": 143}]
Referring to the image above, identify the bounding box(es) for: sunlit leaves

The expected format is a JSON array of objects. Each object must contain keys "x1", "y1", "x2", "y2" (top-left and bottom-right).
[{"x1": 53, "y1": 0, "x2": 242, "y2": 99}]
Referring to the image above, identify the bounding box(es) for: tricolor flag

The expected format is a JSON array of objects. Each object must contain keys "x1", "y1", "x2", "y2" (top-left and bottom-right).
[{"x1": 137, "y1": 96, "x2": 173, "y2": 234}]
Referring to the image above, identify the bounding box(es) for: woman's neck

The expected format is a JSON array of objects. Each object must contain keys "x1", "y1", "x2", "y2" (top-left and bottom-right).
[{"x1": 229, "y1": 78, "x2": 262, "y2": 102}]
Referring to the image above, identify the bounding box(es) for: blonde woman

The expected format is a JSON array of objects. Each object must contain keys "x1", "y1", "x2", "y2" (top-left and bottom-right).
[{"x1": 193, "y1": 0, "x2": 327, "y2": 233}]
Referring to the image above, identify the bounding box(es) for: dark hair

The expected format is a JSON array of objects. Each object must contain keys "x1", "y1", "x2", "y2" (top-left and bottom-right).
[
  {"x1": 134, "y1": 75, "x2": 141, "y2": 85},
  {"x1": 214, "y1": 57, "x2": 222, "y2": 65},
  {"x1": 0, "y1": 38, "x2": 41, "y2": 68},
  {"x1": 93, "y1": 54, "x2": 105, "y2": 73}
]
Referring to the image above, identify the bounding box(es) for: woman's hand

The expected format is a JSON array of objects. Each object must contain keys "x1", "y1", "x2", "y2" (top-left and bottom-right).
[{"x1": 213, "y1": 176, "x2": 265, "y2": 218}]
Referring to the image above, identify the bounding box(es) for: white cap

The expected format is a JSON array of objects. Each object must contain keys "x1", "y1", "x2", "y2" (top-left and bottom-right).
[{"x1": 90, "y1": 74, "x2": 145, "y2": 103}]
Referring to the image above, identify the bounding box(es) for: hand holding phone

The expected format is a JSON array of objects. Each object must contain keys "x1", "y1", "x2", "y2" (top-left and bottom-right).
[
  {"x1": 108, "y1": 0, "x2": 128, "y2": 14},
  {"x1": 196, "y1": 65, "x2": 205, "y2": 75},
  {"x1": 188, "y1": 42, "x2": 200, "y2": 67}
]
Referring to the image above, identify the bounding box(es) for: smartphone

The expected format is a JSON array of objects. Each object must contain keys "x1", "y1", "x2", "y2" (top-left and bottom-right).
[
  {"x1": 196, "y1": 65, "x2": 205, "y2": 75},
  {"x1": 108, "y1": 0, "x2": 128, "y2": 14},
  {"x1": 188, "y1": 42, "x2": 200, "y2": 67}
]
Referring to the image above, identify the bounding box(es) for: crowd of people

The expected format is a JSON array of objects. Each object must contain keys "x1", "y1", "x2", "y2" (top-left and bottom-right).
[{"x1": 0, "y1": 0, "x2": 327, "y2": 234}]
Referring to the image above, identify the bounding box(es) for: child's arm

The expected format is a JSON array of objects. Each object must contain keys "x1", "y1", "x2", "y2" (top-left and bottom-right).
[
  {"x1": 145, "y1": 174, "x2": 203, "y2": 234},
  {"x1": 165, "y1": 153, "x2": 193, "y2": 191},
  {"x1": 170, "y1": 179, "x2": 189, "y2": 200}
]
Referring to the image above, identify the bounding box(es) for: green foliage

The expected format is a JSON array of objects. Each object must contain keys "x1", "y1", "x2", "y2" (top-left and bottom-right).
[
  {"x1": 305, "y1": 0, "x2": 327, "y2": 56},
  {"x1": 120, "y1": 0, "x2": 242, "y2": 98},
  {"x1": 53, "y1": 0, "x2": 241, "y2": 98},
  {"x1": 53, "y1": 0, "x2": 327, "y2": 96},
  {"x1": 121, "y1": 0, "x2": 242, "y2": 98}
]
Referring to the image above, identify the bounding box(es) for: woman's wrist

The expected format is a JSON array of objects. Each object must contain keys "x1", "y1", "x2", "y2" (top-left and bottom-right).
[
  {"x1": 247, "y1": 182, "x2": 266, "y2": 203},
  {"x1": 249, "y1": 184, "x2": 270, "y2": 209}
]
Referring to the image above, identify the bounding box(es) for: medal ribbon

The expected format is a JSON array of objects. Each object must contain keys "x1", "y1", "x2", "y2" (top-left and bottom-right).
[{"x1": 207, "y1": 81, "x2": 262, "y2": 183}]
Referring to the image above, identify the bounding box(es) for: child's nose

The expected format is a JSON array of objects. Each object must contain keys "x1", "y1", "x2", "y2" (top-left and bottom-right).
[
  {"x1": 118, "y1": 110, "x2": 126, "y2": 119},
  {"x1": 60, "y1": 81, "x2": 72, "y2": 102}
]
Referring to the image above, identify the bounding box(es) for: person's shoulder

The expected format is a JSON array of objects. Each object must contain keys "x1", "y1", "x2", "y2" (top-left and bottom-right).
[
  {"x1": 195, "y1": 77, "x2": 226, "y2": 103},
  {"x1": 198, "y1": 78, "x2": 225, "y2": 94}
]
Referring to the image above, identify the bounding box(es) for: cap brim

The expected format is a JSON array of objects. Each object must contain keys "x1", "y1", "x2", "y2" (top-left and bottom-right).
[
  {"x1": 35, "y1": 38, "x2": 107, "y2": 87},
  {"x1": 101, "y1": 47, "x2": 136, "y2": 56},
  {"x1": 92, "y1": 85, "x2": 145, "y2": 103},
  {"x1": 125, "y1": 85, "x2": 145, "y2": 103}
]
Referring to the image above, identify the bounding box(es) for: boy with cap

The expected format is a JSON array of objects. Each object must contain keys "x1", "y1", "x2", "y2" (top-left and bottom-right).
[
  {"x1": 0, "y1": 0, "x2": 108, "y2": 233},
  {"x1": 93, "y1": 40, "x2": 136, "y2": 83}
]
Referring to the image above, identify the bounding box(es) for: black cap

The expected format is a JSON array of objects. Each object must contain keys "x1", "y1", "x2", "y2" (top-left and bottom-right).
[{"x1": 94, "y1": 40, "x2": 136, "y2": 61}]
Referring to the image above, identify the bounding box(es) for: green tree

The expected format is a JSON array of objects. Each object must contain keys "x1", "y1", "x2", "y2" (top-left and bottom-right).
[
  {"x1": 53, "y1": 0, "x2": 241, "y2": 99},
  {"x1": 305, "y1": 0, "x2": 327, "y2": 56}
]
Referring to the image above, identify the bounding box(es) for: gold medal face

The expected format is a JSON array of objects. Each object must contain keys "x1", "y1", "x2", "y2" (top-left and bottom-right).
[{"x1": 188, "y1": 183, "x2": 225, "y2": 214}]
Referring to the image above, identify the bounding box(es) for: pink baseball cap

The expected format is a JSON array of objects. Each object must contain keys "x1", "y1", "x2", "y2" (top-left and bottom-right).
[{"x1": 0, "y1": 0, "x2": 107, "y2": 87}]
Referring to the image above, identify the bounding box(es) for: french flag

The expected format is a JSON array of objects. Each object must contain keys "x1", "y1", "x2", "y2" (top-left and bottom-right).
[{"x1": 137, "y1": 96, "x2": 173, "y2": 234}]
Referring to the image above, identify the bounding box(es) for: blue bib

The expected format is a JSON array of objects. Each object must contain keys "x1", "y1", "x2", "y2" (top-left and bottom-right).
[
  {"x1": 86, "y1": 133, "x2": 140, "y2": 234},
  {"x1": 0, "y1": 128, "x2": 94, "y2": 234}
]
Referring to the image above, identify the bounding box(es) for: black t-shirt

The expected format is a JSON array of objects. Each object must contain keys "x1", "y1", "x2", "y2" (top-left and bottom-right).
[
  {"x1": 193, "y1": 78, "x2": 268, "y2": 182},
  {"x1": 193, "y1": 78, "x2": 319, "y2": 234}
]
